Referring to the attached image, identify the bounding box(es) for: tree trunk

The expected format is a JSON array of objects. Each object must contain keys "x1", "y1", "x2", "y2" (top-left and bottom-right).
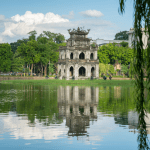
[
  {"x1": 49, "y1": 60, "x2": 50, "y2": 75},
  {"x1": 38, "y1": 64, "x2": 40, "y2": 76},
  {"x1": 41, "y1": 63, "x2": 43, "y2": 76},
  {"x1": 29, "y1": 64, "x2": 30, "y2": 76},
  {"x1": 31, "y1": 64, "x2": 33, "y2": 76},
  {"x1": 34, "y1": 64, "x2": 35, "y2": 75},
  {"x1": 44, "y1": 65, "x2": 47, "y2": 76},
  {"x1": 27, "y1": 64, "x2": 28, "y2": 76}
]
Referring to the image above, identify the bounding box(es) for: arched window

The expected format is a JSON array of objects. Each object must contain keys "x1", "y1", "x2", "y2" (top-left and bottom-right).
[
  {"x1": 79, "y1": 67, "x2": 86, "y2": 76},
  {"x1": 59, "y1": 69, "x2": 61, "y2": 76},
  {"x1": 79, "y1": 52, "x2": 85, "y2": 59},
  {"x1": 90, "y1": 53, "x2": 93, "y2": 60},
  {"x1": 70, "y1": 67, "x2": 73, "y2": 76},
  {"x1": 70, "y1": 53, "x2": 73, "y2": 59},
  {"x1": 91, "y1": 67, "x2": 95, "y2": 76}
]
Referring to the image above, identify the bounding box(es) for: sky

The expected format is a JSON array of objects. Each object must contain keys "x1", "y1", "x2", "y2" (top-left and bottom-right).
[{"x1": 0, "y1": 0, "x2": 134, "y2": 43}]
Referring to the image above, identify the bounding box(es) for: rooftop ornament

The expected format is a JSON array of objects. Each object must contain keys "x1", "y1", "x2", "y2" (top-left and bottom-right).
[{"x1": 68, "y1": 27, "x2": 90, "y2": 35}]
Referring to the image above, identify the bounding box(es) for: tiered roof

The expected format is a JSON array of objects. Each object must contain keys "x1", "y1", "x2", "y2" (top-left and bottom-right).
[{"x1": 68, "y1": 27, "x2": 90, "y2": 35}]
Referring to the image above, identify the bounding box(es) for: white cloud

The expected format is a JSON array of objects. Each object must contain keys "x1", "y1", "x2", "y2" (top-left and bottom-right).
[
  {"x1": 1, "y1": 11, "x2": 69, "y2": 39},
  {"x1": 62, "y1": 11, "x2": 74, "y2": 19},
  {"x1": 79, "y1": 10, "x2": 103, "y2": 18},
  {"x1": 0, "y1": 11, "x2": 119, "y2": 43},
  {"x1": 11, "y1": 11, "x2": 69, "y2": 25}
]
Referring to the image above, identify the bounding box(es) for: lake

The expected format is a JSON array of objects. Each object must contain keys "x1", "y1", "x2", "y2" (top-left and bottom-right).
[{"x1": 0, "y1": 83, "x2": 149, "y2": 150}]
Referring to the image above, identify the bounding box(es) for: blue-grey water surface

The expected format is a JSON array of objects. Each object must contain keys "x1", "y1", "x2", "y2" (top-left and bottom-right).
[{"x1": 0, "y1": 84, "x2": 150, "y2": 150}]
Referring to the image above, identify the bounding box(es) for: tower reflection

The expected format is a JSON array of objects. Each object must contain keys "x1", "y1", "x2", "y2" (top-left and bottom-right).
[{"x1": 57, "y1": 86, "x2": 99, "y2": 137}]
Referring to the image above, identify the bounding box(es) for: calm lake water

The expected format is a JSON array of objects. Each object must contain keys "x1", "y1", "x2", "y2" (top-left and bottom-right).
[{"x1": 0, "y1": 83, "x2": 150, "y2": 150}]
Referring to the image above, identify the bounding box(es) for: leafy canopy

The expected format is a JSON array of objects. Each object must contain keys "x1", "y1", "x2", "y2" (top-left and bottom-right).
[{"x1": 0, "y1": 43, "x2": 13, "y2": 72}]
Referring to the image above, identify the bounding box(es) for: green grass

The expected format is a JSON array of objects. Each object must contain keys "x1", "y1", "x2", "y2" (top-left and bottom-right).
[{"x1": 0, "y1": 79, "x2": 135, "y2": 87}]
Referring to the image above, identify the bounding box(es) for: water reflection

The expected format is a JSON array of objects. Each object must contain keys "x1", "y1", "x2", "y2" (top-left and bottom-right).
[
  {"x1": 0, "y1": 83, "x2": 150, "y2": 149},
  {"x1": 57, "y1": 86, "x2": 99, "y2": 137}
]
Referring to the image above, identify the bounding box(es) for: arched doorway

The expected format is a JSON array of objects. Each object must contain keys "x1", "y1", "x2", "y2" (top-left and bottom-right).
[
  {"x1": 79, "y1": 67, "x2": 86, "y2": 76},
  {"x1": 70, "y1": 67, "x2": 73, "y2": 76},
  {"x1": 90, "y1": 53, "x2": 93, "y2": 59},
  {"x1": 91, "y1": 67, "x2": 95, "y2": 76},
  {"x1": 70, "y1": 53, "x2": 73, "y2": 59},
  {"x1": 59, "y1": 69, "x2": 61, "y2": 76},
  {"x1": 79, "y1": 52, "x2": 85, "y2": 59}
]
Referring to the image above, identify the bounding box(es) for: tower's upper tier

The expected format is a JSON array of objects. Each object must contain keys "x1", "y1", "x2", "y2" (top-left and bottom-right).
[{"x1": 68, "y1": 27, "x2": 90, "y2": 39}]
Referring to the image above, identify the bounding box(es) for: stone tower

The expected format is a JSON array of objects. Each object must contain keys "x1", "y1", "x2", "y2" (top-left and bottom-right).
[{"x1": 57, "y1": 27, "x2": 99, "y2": 80}]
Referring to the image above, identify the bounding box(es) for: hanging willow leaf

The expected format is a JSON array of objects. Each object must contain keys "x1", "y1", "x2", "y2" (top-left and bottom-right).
[{"x1": 119, "y1": 0, "x2": 150, "y2": 149}]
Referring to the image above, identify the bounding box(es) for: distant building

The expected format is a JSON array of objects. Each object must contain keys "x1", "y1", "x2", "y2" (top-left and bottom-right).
[
  {"x1": 127, "y1": 28, "x2": 149, "y2": 49},
  {"x1": 90, "y1": 39, "x2": 128, "y2": 47}
]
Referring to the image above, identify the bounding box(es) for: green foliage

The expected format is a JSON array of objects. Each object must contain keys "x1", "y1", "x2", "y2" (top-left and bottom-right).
[
  {"x1": 0, "y1": 43, "x2": 13, "y2": 72},
  {"x1": 109, "y1": 65, "x2": 115, "y2": 74},
  {"x1": 121, "y1": 65, "x2": 128, "y2": 74},
  {"x1": 55, "y1": 33, "x2": 65, "y2": 44},
  {"x1": 49, "y1": 63, "x2": 55, "y2": 74},
  {"x1": 98, "y1": 43, "x2": 134, "y2": 65},
  {"x1": 28, "y1": 30, "x2": 37, "y2": 41},
  {"x1": 120, "y1": 41, "x2": 128, "y2": 47},
  {"x1": 91, "y1": 42, "x2": 96, "y2": 48},
  {"x1": 17, "y1": 40, "x2": 39, "y2": 65},
  {"x1": 114, "y1": 31, "x2": 128, "y2": 40},
  {"x1": 58, "y1": 42, "x2": 67, "y2": 47},
  {"x1": 43, "y1": 31, "x2": 57, "y2": 42},
  {"x1": 42, "y1": 31, "x2": 65, "y2": 44},
  {"x1": 99, "y1": 63, "x2": 110, "y2": 76},
  {"x1": 10, "y1": 42, "x2": 21, "y2": 54},
  {"x1": 1, "y1": 79, "x2": 135, "y2": 87},
  {"x1": 128, "y1": 59, "x2": 134, "y2": 78},
  {"x1": 12, "y1": 52, "x2": 24, "y2": 72},
  {"x1": 119, "y1": 1, "x2": 150, "y2": 149},
  {"x1": 99, "y1": 63, "x2": 115, "y2": 76},
  {"x1": 10, "y1": 38, "x2": 29, "y2": 54}
]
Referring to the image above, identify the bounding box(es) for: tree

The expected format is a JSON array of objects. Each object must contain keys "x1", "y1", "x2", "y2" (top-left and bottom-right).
[
  {"x1": 91, "y1": 42, "x2": 96, "y2": 48},
  {"x1": 10, "y1": 38, "x2": 29, "y2": 54},
  {"x1": 17, "y1": 40, "x2": 39, "y2": 76},
  {"x1": 37, "y1": 35, "x2": 59, "y2": 76},
  {"x1": 55, "y1": 33, "x2": 65, "y2": 44},
  {"x1": 49, "y1": 63, "x2": 55, "y2": 75},
  {"x1": 121, "y1": 65, "x2": 128, "y2": 77},
  {"x1": 98, "y1": 43, "x2": 133, "y2": 65},
  {"x1": 28, "y1": 30, "x2": 37, "y2": 41},
  {"x1": 120, "y1": 41, "x2": 128, "y2": 47},
  {"x1": 119, "y1": 0, "x2": 150, "y2": 149},
  {"x1": 11, "y1": 52, "x2": 24, "y2": 72},
  {"x1": 109, "y1": 65, "x2": 115, "y2": 75},
  {"x1": 43, "y1": 31, "x2": 57, "y2": 42},
  {"x1": 114, "y1": 31, "x2": 128, "y2": 40},
  {"x1": 99, "y1": 63, "x2": 110, "y2": 76},
  {"x1": 0, "y1": 43, "x2": 13, "y2": 72}
]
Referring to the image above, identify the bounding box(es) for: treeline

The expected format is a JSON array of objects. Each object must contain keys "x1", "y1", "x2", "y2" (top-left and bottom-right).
[
  {"x1": 0, "y1": 30, "x2": 66, "y2": 76},
  {"x1": 98, "y1": 42, "x2": 134, "y2": 77}
]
